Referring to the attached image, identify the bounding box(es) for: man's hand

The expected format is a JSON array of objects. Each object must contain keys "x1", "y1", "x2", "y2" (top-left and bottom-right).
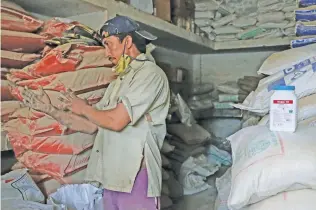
[
  {"x1": 21, "y1": 87, "x2": 54, "y2": 114},
  {"x1": 58, "y1": 89, "x2": 88, "y2": 116}
]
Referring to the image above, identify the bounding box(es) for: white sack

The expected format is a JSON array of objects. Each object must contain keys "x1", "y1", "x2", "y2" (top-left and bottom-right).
[
  {"x1": 195, "y1": 11, "x2": 215, "y2": 19},
  {"x1": 258, "y1": 3, "x2": 285, "y2": 13},
  {"x1": 211, "y1": 14, "x2": 237, "y2": 28},
  {"x1": 257, "y1": 0, "x2": 279, "y2": 7},
  {"x1": 2, "y1": 199, "x2": 66, "y2": 210},
  {"x1": 1, "y1": 169, "x2": 45, "y2": 203},
  {"x1": 200, "y1": 26, "x2": 213, "y2": 33},
  {"x1": 232, "y1": 17, "x2": 257, "y2": 28},
  {"x1": 234, "y1": 55, "x2": 316, "y2": 114},
  {"x1": 47, "y1": 184, "x2": 104, "y2": 210},
  {"x1": 257, "y1": 21, "x2": 289, "y2": 29},
  {"x1": 195, "y1": 0, "x2": 219, "y2": 11},
  {"x1": 195, "y1": 18, "x2": 213, "y2": 27},
  {"x1": 257, "y1": 44, "x2": 316, "y2": 75},
  {"x1": 214, "y1": 168, "x2": 231, "y2": 210},
  {"x1": 227, "y1": 119, "x2": 316, "y2": 209},
  {"x1": 282, "y1": 27, "x2": 295, "y2": 36},
  {"x1": 179, "y1": 155, "x2": 220, "y2": 195},
  {"x1": 282, "y1": 5, "x2": 297, "y2": 13},
  {"x1": 246, "y1": 190, "x2": 316, "y2": 210},
  {"x1": 213, "y1": 26, "x2": 243, "y2": 35},
  {"x1": 257, "y1": 12, "x2": 285, "y2": 24},
  {"x1": 254, "y1": 29, "x2": 283, "y2": 39}
]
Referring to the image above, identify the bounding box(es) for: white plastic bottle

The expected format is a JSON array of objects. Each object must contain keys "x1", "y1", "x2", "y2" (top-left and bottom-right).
[{"x1": 270, "y1": 85, "x2": 297, "y2": 132}]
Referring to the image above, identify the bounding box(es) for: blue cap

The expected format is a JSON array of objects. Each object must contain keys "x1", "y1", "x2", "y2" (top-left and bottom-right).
[
  {"x1": 99, "y1": 15, "x2": 157, "y2": 41},
  {"x1": 273, "y1": 85, "x2": 295, "y2": 91}
]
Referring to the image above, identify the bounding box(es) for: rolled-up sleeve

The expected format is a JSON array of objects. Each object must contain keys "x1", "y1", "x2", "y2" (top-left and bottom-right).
[{"x1": 119, "y1": 71, "x2": 165, "y2": 125}]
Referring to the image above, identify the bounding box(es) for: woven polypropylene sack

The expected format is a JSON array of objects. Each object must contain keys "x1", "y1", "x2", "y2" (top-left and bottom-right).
[
  {"x1": 1, "y1": 50, "x2": 40, "y2": 68},
  {"x1": 234, "y1": 55, "x2": 316, "y2": 114},
  {"x1": 7, "y1": 132, "x2": 95, "y2": 156},
  {"x1": 14, "y1": 67, "x2": 116, "y2": 92},
  {"x1": 39, "y1": 18, "x2": 76, "y2": 38},
  {"x1": 1, "y1": 169, "x2": 45, "y2": 203},
  {"x1": 257, "y1": 44, "x2": 316, "y2": 75},
  {"x1": 3, "y1": 116, "x2": 69, "y2": 137},
  {"x1": 1, "y1": 7, "x2": 43, "y2": 32},
  {"x1": 1, "y1": 30, "x2": 46, "y2": 53},
  {"x1": 245, "y1": 190, "x2": 316, "y2": 210},
  {"x1": 227, "y1": 119, "x2": 316, "y2": 209},
  {"x1": 167, "y1": 123, "x2": 211, "y2": 145},
  {"x1": 1, "y1": 80, "x2": 16, "y2": 101},
  {"x1": 37, "y1": 168, "x2": 87, "y2": 197},
  {"x1": 18, "y1": 149, "x2": 91, "y2": 178},
  {"x1": 1, "y1": 101, "x2": 23, "y2": 122},
  {"x1": 14, "y1": 44, "x2": 113, "y2": 78}
]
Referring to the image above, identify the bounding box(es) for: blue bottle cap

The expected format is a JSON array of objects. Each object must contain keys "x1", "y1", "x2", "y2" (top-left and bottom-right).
[{"x1": 273, "y1": 85, "x2": 295, "y2": 91}]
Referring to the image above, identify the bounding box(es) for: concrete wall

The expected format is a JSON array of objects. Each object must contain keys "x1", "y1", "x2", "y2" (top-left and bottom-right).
[
  {"x1": 192, "y1": 48, "x2": 286, "y2": 85},
  {"x1": 152, "y1": 47, "x2": 196, "y2": 84}
]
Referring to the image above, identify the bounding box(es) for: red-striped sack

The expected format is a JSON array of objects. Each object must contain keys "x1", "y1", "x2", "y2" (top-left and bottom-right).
[
  {"x1": 3, "y1": 116, "x2": 71, "y2": 137},
  {"x1": 10, "y1": 44, "x2": 112, "y2": 78},
  {"x1": 17, "y1": 149, "x2": 91, "y2": 178},
  {"x1": 9, "y1": 107, "x2": 45, "y2": 121},
  {"x1": 39, "y1": 18, "x2": 77, "y2": 38},
  {"x1": 1, "y1": 30, "x2": 46, "y2": 53},
  {"x1": 7, "y1": 132, "x2": 95, "y2": 156},
  {"x1": 14, "y1": 67, "x2": 116, "y2": 92},
  {"x1": 37, "y1": 168, "x2": 87, "y2": 197},
  {"x1": 1, "y1": 7, "x2": 43, "y2": 32},
  {"x1": 1, "y1": 101, "x2": 23, "y2": 122},
  {"x1": 1, "y1": 50, "x2": 40, "y2": 68},
  {"x1": 10, "y1": 87, "x2": 106, "y2": 107},
  {"x1": 1, "y1": 80, "x2": 16, "y2": 101}
]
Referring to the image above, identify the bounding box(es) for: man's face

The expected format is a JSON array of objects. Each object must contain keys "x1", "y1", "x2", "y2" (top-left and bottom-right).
[{"x1": 102, "y1": 33, "x2": 125, "y2": 65}]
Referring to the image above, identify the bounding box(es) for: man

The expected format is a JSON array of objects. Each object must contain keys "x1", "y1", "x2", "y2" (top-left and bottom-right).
[{"x1": 22, "y1": 16, "x2": 170, "y2": 210}]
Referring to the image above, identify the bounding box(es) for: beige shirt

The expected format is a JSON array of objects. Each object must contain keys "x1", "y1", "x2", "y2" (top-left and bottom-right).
[{"x1": 85, "y1": 54, "x2": 170, "y2": 197}]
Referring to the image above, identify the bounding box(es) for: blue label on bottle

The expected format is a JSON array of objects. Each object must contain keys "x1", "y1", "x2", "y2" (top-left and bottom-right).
[{"x1": 268, "y1": 78, "x2": 286, "y2": 91}]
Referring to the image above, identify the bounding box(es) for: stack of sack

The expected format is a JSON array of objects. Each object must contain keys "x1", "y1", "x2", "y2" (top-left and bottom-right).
[
  {"x1": 213, "y1": 43, "x2": 316, "y2": 210},
  {"x1": 160, "y1": 139, "x2": 184, "y2": 210},
  {"x1": 234, "y1": 44, "x2": 316, "y2": 117},
  {"x1": 1, "y1": 1, "x2": 45, "y2": 151},
  {"x1": 215, "y1": 116, "x2": 316, "y2": 210},
  {"x1": 1, "y1": 1, "x2": 117, "y2": 197},
  {"x1": 193, "y1": 0, "x2": 297, "y2": 42},
  {"x1": 188, "y1": 77, "x2": 261, "y2": 152},
  {"x1": 291, "y1": 1, "x2": 316, "y2": 48}
]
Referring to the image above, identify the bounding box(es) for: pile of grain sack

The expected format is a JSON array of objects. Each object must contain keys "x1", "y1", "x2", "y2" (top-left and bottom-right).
[
  {"x1": 1, "y1": 1, "x2": 117, "y2": 197},
  {"x1": 214, "y1": 44, "x2": 316, "y2": 210},
  {"x1": 194, "y1": 0, "x2": 297, "y2": 42},
  {"x1": 291, "y1": 0, "x2": 316, "y2": 48}
]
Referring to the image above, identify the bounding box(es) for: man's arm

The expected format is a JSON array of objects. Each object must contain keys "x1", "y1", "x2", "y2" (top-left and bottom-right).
[
  {"x1": 49, "y1": 106, "x2": 98, "y2": 134},
  {"x1": 80, "y1": 103, "x2": 131, "y2": 132}
]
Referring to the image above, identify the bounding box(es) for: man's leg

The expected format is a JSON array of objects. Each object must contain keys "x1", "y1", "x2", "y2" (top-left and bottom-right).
[
  {"x1": 103, "y1": 188, "x2": 119, "y2": 210},
  {"x1": 116, "y1": 168, "x2": 160, "y2": 210}
]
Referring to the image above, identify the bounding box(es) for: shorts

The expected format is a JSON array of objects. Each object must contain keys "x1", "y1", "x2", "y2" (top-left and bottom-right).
[{"x1": 103, "y1": 168, "x2": 160, "y2": 210}]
